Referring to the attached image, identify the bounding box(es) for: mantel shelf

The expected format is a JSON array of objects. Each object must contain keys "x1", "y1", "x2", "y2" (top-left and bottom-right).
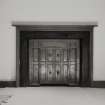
[{"x1": 12, "y1": 21, "x2": 98, "y2": 27}]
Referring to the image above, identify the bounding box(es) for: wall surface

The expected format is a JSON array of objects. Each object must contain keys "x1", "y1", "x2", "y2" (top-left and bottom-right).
[{"x1": 0, "y1": 0, "x2": 105, "y2": 81}]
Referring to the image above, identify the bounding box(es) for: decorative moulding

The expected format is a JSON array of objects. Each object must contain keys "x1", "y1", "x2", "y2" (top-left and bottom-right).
[{"x1": 12, "y1": 21, "x2": 98, "y2": 27}]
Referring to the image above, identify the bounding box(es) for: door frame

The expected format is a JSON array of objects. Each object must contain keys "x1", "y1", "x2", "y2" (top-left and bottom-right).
[{"x1": 13, "y1": 22, "x2": 97, "y2": 87}]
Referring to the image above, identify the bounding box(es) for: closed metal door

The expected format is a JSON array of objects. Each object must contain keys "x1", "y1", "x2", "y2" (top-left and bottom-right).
[{"x1": 29, "y1": 40, "x2": 80, "y2": 85}]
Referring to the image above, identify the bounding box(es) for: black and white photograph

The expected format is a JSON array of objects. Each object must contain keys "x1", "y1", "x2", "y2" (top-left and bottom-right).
[{"x1": 0, "y1": 0, "x2": 105, "y2": 105}]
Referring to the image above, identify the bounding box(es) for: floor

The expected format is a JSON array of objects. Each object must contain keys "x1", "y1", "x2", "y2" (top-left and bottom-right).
[{"x1": 0, "y1": 87, "x2": 105, "y2": 105}]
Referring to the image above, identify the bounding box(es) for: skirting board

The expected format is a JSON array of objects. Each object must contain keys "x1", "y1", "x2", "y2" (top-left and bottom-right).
[
  {"x1": 92, "y1": 81, "x2": 105, "y2": 88},
  {"x1": 0, "y1": 81, "x2": 105, "y2": 88},
  {"x1": 0, "y1": 81, "x2": 16, "y2": 87}
]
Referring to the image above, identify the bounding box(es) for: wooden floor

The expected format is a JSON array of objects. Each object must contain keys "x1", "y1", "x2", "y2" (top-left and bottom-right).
[{"x1": 0, "y1": 87, "x2": 105, "y2": 105}]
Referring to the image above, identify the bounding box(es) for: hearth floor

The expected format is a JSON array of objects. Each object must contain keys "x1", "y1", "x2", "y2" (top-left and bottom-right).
[{"x1": 0, "y1": 87, "x2": 105, "y2": 105}]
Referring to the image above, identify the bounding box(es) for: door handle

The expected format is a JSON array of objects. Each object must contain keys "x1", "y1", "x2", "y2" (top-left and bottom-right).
[
  {"x1": 49, "y1": 71, "x2": 52, "y2": 74},
  {"x1": 56, "y1": 71, "x2": 59, "y2": 75}
]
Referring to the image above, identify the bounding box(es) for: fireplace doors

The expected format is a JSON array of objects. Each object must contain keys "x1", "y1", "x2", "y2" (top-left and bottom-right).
[{"x1": 29, "y1": 39, "x2": 80, "y2": 85}]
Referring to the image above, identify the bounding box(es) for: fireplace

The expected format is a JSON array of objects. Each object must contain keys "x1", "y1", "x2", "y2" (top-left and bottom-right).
[{"x1": 13, "y1": 21, "x2": 97, "y2": 87}]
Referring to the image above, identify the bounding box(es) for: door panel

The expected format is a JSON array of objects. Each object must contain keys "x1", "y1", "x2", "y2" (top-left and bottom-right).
[
  {"x1": 55, "y1": 49, "x2": 62, "y2": 61},
  {"x1": 47, "y1": 63, "x2": 54, "y2": 81},
  {"x1": 63, "y1": 49, "x2": 68, "y2": 61},
  {"x1": 40, "y1": 62, "x2": 46, "y2": 82},
  {"x1": 55, "y1": 63, "x2": 61, "y2": 81},
  {"x1": 46, "y1": 48, "x2": 55, "y2": 61},
  {"x1": 33, "y1": 49, "x2": 38, "y2": 62},
  {"x1": 29, "y1": 40, "x2": 39, "y2": 85},
  {"x1": 40, "y1": 48, "x2": 46, "y2": 61},
  {"x1": 33, "y1": 63, "x2": 38, "y2": 82},
  {"x1": 29, "y1": 39, "x2": 80, "y2": 85},
  {"x1": 62, "y1": 63, "x2": 68, "y2": 81}
]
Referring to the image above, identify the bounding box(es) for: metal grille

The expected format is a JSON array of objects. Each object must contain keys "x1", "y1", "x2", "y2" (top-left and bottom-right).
[{"x1": 29, "y1": 39, "x2": 80, "y2": 85}]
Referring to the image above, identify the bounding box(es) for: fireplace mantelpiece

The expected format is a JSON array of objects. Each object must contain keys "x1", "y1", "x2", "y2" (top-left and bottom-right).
[{"x1": 12, "y1": 21, "x2": 97, "y2": 87}]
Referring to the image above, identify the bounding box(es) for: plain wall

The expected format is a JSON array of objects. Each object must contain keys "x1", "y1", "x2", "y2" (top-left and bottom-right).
[{"x1": 0, "y1": 0, "x2": 105, "y2": 81}]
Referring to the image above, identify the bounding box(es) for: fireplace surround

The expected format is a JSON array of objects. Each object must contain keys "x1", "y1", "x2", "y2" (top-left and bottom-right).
[{"x1": 12, "y1": 21, "x2": 97, "y2": 87}]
